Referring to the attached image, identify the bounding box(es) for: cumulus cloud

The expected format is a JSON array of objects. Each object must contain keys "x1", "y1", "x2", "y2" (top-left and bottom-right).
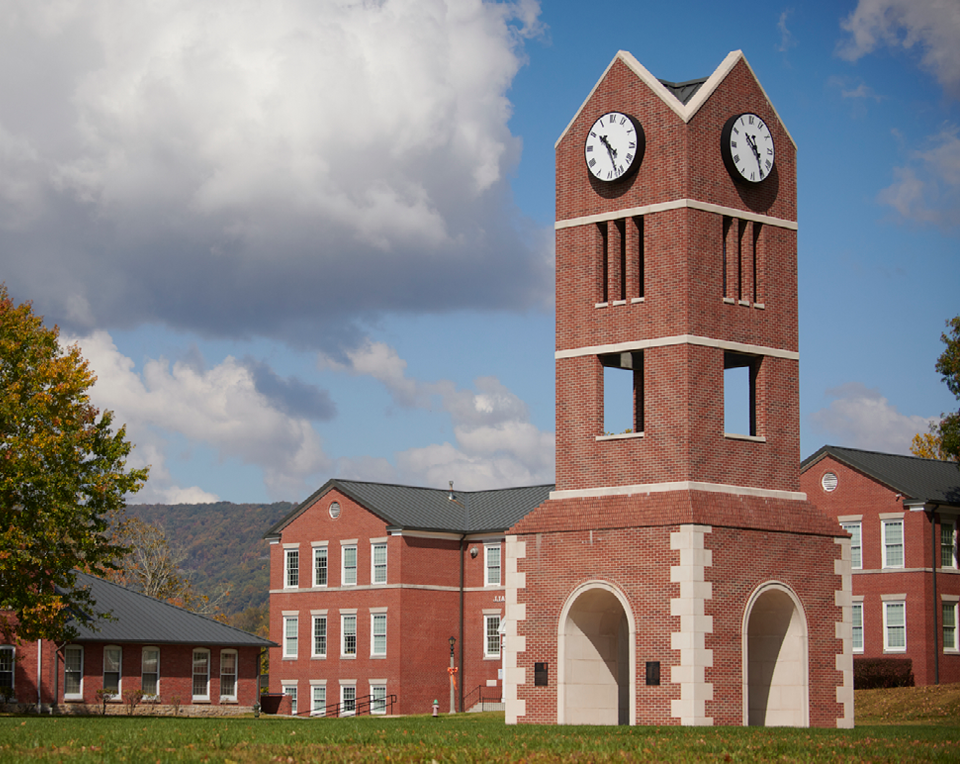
[
  {"x1": 324, "y1": 340, "x2": 554, "y2": 489},
  {"x1": 777, "y1": 9, "x2": 797, "y2": 54},
  {"x1": 807, "y1": 382, "x2": 936, "y2": 454},
  {"x1": 65, "y1": 331, "x2": 333, "y2": 502},
  {"x1": 838, "y1": 0, "x2": 960, "y2": 98},
  {"x1": 2, "y1": 0, "x2": 550, "y2": 349},
  {"x1": 878, "y1": 126, "x2": 960, "y2": 227}
]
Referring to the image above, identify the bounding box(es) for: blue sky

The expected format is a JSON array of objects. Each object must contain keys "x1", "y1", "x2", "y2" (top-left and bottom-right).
[{"x1": 3, "y1": 0, "x2": 958, "y2": 504}]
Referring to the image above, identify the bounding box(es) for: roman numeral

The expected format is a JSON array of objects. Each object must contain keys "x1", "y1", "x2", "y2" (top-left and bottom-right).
[
  {"x1": 586, "y1": 145, "x2": 593, "y2": 152},
  {"x1": 748, "y1": 115, "x2": 755, "y2": 125},
  {"x1": 766, "y1": 147, "x2": 773, "y2": 155},
  {"x1": 589, "y1": 158, "x2": 596, "y2": 167},
  {"x1": 765, "y1": 159, "x2": 772, "y2": 170},
  {"x1": 733, "y1": 154, "x2": 740, "y2": 164}
]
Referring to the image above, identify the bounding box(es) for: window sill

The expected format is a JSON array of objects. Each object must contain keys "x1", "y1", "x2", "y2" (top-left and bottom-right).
[
  {"x1": 596, "y1": 432, "x2": 643, "y2": 442},
  {"x1": 483, "y1": 655, "x2": 501, "y2": 661},
  {"x1": 370, "y1": 654, "x2": 387, "y2": 660},
  {"x1": 883, "y1": 648, "x2": 906, "y2": 654},
  {"x1": 192, "y1": 699, "x2": 211, "y2": 704},
  {"x1": 311, "y1": 656, "x2": 327, "y2": 660},
  {"x1": 64, "y1": 697, "x2": 84, "y2": 703},
  {"x1": 282, "y1": 656, "x2": 298, "y2": 661},
  {"x1": 722, "y1": 297, "x2": 735, "y2": 304},
  {"x1": 341, "y1": 654, "x2": 357, "y2": 660},
  {"x1": 631, "y1": 297, "x2": 644, "y2": 304},
  {"x1": 723, "y1": 433, "x2": 766, "y2": 443},
  {"x1": 595, "y1": 302, "x2": 608, "y2": 308},
  {"x1": 611, "y1": 300, "x2": 626, "y2": 306},
  {"x1": 220, "y1": 698, "x2": 238, "y2": 704}
]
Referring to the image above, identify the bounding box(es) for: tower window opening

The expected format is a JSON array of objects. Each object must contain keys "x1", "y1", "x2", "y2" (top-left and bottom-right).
[
  {"x1": 724, "y1": 351, "x2": 759, "y2": 437},
  {"x1": 616, "y1": 218, "x2": 627, "y2": 302},
  {"x1": 635, "y1": 216, "x2": 645, "y2": 300},
  {"x1": 600, "y1": 351, "x2": 644, "y2": 435},
  {"x1": 599, "y1": 222, "x2": 609, "y2": 303},
  {"x1": 722, "y1": 216, "x2": 732, "y2": 298},
  {"x1": 752, "y1": 222, "x2": 762, "y2": 304},
  {"x1": 737, "y1": 219, "x2": 746, "y2": 302}
]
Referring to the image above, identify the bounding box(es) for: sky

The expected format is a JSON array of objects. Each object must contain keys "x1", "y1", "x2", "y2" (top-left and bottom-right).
[{"x1": 2, "y1": 0, "x2": 958, "y2": 505}]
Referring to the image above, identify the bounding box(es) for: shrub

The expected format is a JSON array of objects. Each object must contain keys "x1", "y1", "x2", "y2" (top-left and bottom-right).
[{"x1": 854, "y1": 657, "x2": 915, "y2": 689}]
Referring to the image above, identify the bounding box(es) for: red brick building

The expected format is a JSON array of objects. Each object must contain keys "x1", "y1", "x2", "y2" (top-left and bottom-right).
[
  {"x1": 1, "y1": 572, "x2": 272, "y2": 715},
  {"x1": 264, "y1": 479, "x2": 551, "y2": 716},
  {"x1": 801, "y1": 445, "x2": 960, "y2": 686},
  {"x1": 503, "y1": 51, "x2": 852, "y2": 727}
]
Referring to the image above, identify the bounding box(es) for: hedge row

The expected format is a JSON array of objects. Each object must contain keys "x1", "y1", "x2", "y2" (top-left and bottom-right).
[{"x1": 854, "y1": 657, "x2": 915, "y2": 689}]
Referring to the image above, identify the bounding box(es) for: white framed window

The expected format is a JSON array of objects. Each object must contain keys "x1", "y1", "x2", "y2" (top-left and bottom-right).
[
  {"x1": 342, "y1": 545, "x2": 357, "y2": 585},
  {"x1": 371, "y1": 613, "x2": 387, "y2": 657},
  {"x1": 851, "y1": 602, "x2": 863, "y2": 653},
  {"x1": 0, "y1": 646, "x2": 14, "y2": 691},
  {"x1": 371, "y1": 542, "x2": 387, "y2": 584},
  {"x1": 882, "y1": 519, "x2": 904, "y2": 569},
  {"x1": 313, "y1": 545, "x2": 328, "y2": 587},
  {"x1": 283, "y1": 615, "x2": 299, "y2": 658},
  {"x1": 484, "y1": 614, "x2": 501, "y2": 658},
  {"x1": 282, "y1": 682, "x2": 298, "y2": 716},
  {"x1": 942, "y1": 522, "x2": 957, "y2": 569},
  {"x1": 944, "y1": 601, "x2": 959, "y2": 652},
  {"x1": 310, "y1": 682, "x2": 326, "y2": 716},
  {"x1": 192, "y1": 649, "x2": 210, "y2": 701},
  {"x1": 312, "y1": 614, "x2": 327, "y2": 658},
  {"x1": 370, "y1": 683, "x2": 387, "y2": 715},
  {"x1": 485, "y1": 544, "x2": 501, "y2": 586},
  {"x1": 220, "y1": 650, "x2": 237, "y2": 701},
  {"x1": 841, "y1": 521, "x2": 862, "y2": 570},
  {"x1": 103, "y1": 645, "x2": 122, "y2": 698},
  {"x1": 285, "y1": 548, "x2": 300, "y2": 588},
  {"x1": 341, "y1": 614, "x2": 357, "y2": 657},
  {"x1": 141, "y1": 647, "x2": 159, "y2": 698},
  {"x1": 64, "y1": 645, "x2": 84, "y2": 700},
  {"x1": 883, "y1": 601, "x2": 906, "y2": 652},
  {"x1": 340, "y1": 683, "x2": 356, "y2": 716}
]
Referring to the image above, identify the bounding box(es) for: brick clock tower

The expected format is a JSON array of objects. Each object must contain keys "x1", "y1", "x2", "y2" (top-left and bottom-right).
[{"x1": 504, "y1": 51, "x2": 854, "y2": 728}]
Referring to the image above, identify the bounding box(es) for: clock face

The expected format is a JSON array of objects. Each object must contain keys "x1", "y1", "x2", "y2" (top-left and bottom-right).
[
  {"x1": 721, "y1": 113, "x2": 775, "y2": 183},
  {"x1": 584, "y1": 112, "x2": 644, "y2": 182}
]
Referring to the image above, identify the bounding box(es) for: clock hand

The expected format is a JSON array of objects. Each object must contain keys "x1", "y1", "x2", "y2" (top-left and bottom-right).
[{"x1": 599, "y1": 134, "x2": 618, "y2": 170}]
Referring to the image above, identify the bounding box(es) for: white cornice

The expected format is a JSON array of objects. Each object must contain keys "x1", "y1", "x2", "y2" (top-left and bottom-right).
[
  {"x1": 550, "y1": 481, "x2": 806, "y2": 502},
  {"x1": 555, "y1": 198, "x2": 797, "y2": 230},
  {"x1": 556, "y1": 335, "x2": 799, "y2": 361}
]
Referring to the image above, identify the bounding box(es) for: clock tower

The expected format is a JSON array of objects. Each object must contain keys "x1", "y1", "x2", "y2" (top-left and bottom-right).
[{"x1": 504, "y1": 51, "x2": 853, "y2": 728}]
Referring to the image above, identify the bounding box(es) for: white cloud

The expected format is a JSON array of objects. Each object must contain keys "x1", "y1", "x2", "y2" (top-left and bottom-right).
[
  {"x1": 807, "y1": 382, "x2": 936, "y2": 454},
  {"x1": 64, "y1": 331, "x2": 333, "y2": 502},
  {"x1": 838, "y1": 0, "x2": 960, "y2": 98},
  {"x1": 322, "y1": 340, "x2": 554, "y2": 489},
  {"x1": 777, "y1": 9, "x2": 797, "y2": 54},
  {"x1": 2, "y1": 0, "x2": 550, "y2": 346},
  {"x1": 878, "y1": 126, "x2": 960, "y2": 227}
]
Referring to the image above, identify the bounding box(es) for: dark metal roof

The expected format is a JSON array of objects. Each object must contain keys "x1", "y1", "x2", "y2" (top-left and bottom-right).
[
  {"x1": 658, "y1": 77, "x2": 708, "y2": 105},
  {"x1": 64, "y1": 572, "x2": 275, "y2": 647},
  {"x1": 265, "y1": 480, "x2": 554, "y2": 538},
  {"x1": 802, "y1": 445, "x2": 960, "y2": 506}
]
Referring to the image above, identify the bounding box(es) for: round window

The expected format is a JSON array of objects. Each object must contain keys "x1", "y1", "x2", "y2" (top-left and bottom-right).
[
  {"x1": 329, "y1": 501, "x2": 341, "y2": 519},
  {"x1": 821, "y1": 472, "x2": 838, "y2": 492}
]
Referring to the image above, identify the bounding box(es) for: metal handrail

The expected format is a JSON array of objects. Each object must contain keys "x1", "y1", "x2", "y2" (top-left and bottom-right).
[
  {"x1": 463, "y1": 684, "x2": 502, "y2": 711},
  {"x1": 296, "y1": 691, "x2": 398, "y2": 718}
]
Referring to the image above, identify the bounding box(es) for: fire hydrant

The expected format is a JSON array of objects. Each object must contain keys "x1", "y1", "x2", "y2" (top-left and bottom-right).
[{"x1": 432, "y1": 699, "x2": 439, "y2": 717}]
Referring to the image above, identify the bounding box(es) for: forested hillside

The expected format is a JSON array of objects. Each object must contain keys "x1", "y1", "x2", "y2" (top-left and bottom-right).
[{"x1": 124, "y1": 501, "x2": 293, "y2": 616}]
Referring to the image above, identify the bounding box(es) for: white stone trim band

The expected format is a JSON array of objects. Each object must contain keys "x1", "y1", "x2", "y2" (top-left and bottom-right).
[
  {"x1": 555, "y1": 198, "x2": 797, "y2": 231},
  {"x1": 556, "y1": 335, "x2": 799, "y2": 361},
  {"x1": 549, "y1": 481, "x2": 807, "y2": 502}
]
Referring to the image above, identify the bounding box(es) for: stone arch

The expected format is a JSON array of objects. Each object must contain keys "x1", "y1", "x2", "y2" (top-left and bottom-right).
[
  {"x1": 557, "y1": 581, "x2": 635, "y2": 725},
  {"x1": 742, "y1": 581, "x2": 809, "y2": 727}
]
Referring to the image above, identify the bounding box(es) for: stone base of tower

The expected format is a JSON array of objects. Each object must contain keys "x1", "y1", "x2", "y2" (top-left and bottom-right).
[{"x1": 504, "y1": 491, "x2": 854, "y2": 728}]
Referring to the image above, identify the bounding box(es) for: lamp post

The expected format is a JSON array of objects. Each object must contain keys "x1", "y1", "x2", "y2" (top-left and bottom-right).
[{"x1": 448, "y1": 636, "x2": 457, "y2": 714}]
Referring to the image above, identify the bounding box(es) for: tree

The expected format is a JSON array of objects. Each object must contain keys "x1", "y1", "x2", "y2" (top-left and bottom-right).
[
  {"x1": 934, "y1": 316, "x2": 960, "y2": 463},
  {"x1": 909, "y1": 422, "x2": 956, "y2": 461},
  {"x1": 0, "y1": 285, "x2": 148, "y2": 642}
]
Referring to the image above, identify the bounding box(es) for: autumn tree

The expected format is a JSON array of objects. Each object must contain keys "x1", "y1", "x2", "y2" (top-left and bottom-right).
[
  {"x1": 910, "y1": 422, "x2": 955, "y2": 461},
  {"x1": 935, "y1": 316, "x2": 960, "y2": 463},
  {"x1": 0, "y1": 285, "x2": 148, "y2": 642}
]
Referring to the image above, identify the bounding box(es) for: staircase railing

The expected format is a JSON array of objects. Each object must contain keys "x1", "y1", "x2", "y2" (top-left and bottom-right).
[
  {"x1": 295, "y1": 692, "x2": 398, "y2": 718},
  {"x1": 463, "y1": 684, "x2": 502, "y2": 712}
]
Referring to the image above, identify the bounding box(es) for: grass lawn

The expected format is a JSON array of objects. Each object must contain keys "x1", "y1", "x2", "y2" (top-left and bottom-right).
[{"x1": 0, "y1": 686, "x2": 958, "y2": 763}]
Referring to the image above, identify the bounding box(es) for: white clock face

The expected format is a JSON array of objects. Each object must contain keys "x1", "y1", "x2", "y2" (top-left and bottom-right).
[
  {"x1": 724, "y1": 113, "x2": 775, "y2": 183},
  {"x1": 584, "y1": 112, "x2": 643, "y2": 182}
]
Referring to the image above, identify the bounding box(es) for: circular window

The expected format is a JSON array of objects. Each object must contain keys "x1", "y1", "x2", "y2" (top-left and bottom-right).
[
  {"x1": 329, "y1": 501, "x2": 341, "y2": 519},
  {"x1": 821, "y1": 472, "x2": 838, "y2": 492}
]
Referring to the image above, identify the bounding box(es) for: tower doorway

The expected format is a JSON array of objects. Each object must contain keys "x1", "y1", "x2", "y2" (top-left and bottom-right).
[{"x1": 558, "y1": 583, "x2": 634, "y2": 725}]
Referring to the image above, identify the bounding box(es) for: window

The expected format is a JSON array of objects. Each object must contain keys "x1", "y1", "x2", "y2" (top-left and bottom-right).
[
  {"x1": 372, "y1": 543, "x2": 387, "y2": 584},
  {"x1": 283, "y1": 683, "x2": 298, "y2": 716},
  {"x1": 852, "y1": 602, "x2": 863, "y2": 653},
  {"x1": 312, "y1": 614, "x2": 327, "y2": 658},
  {"x1": 599, "y1": 351, "x2": 644, "y2": 435},
  {"x1": 220, "y1": 650, "x2": 237, "y2": 700},
  {"x1": 882, "y1": 519, "x2": 904, "y2": 568},
  {"x1": 371, "y1": 613, "x2": 387, "y2": 657},
  {"x1": 340, "y1": 684, "x2": 356, "y2": 716},
  {"x1": 313, "y1": 545, "x2": 328, "y2": 587},
  {"x1": 371, "y1": 684, "x2": 387, "y2": 715},
  {"x1": 0, "y1": 646, "x2": 13, "y2": 690},
  {"x1": 141, "y1": 647, "x2": 159, "y2": 697},
  {"x1": 484, "y1": 614, "x2": 501, "y2": 658},
  {"x1": 485, "y1": 545, "x2": 501, "y2": 587},
  {"x1": 943, "y1": 602, "x2": 958, "y2": 652},
  {"x1": 283, "y1": 616, "x2": 299, "y2": 658},
  {"x1": 598, "y1": 217, "x2": 643, "y2": 303},
  {"x1": 103, "y1": 646, "x2": 121, "y2": 698},
  {"x1": 883, "y1": 601, "x2": 906, "y2": 652},
  {"x1": 342, "y1": 614, "x2": 357, "y2": 657},
  {"x1": 285, "y1": 548, "x2": 299, "y2": 588},
  {"x1": 942, "y1": 522, "x2": 957, "y2": 569},
  {"x1": 192, "y1": 649, "x2": 210, "y2": 701},
  {"x1": 723, "y1": 351, "x2": 759, "y2": 437},
  {"x1": 342, "y1": 545, "x2": 357, "y2": 585},
  {"x1": 64, "y1": 646, "x2": 83, "y2": 699},
  {"x1": 311, "y1": 683, "x2": 326, "y2": 716},
  {"x1": 841, "y1": 522, "x2": 862, "y2": 570}
]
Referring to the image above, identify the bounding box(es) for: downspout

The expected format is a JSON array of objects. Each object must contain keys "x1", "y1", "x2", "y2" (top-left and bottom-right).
[
  {"x1": 459, "y1": 535, "x2": 465, "y2": 713},
  {"x1": 931, "y1": 506, "x2": 940, "y2": 685},
  {"x1": 53, "y1": 643, "x2": 60, "y2": 715},
  {"x1": 37, "y1": 639, "x2": 42, "y2": 712}
]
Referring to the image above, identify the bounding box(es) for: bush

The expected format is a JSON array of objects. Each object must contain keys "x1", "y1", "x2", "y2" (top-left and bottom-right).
[{"x1": 854, "y1": 657, "x2": 915, "y2": 689}]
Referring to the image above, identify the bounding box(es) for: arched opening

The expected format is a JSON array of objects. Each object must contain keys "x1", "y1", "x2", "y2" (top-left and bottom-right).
[
  {"x1": 743, "y1": 582, "x2": 809, "y2": 727},
  {"x1": 558, "y1": 583, "x2": 634, "y2": 725}
]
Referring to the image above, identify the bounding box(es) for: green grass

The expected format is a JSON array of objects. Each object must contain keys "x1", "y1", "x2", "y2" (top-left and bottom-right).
[{"x1": 1, "y1": 688, "x2": 959, "y2": 764}]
